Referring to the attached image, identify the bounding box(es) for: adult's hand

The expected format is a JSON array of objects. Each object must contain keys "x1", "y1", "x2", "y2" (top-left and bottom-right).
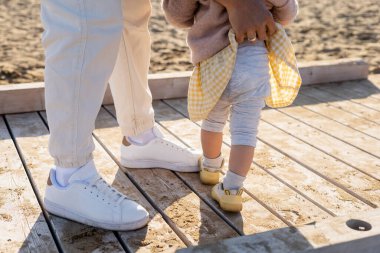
[{"x1": 216, "y1": 0, "x2": 276, "y2": 43}]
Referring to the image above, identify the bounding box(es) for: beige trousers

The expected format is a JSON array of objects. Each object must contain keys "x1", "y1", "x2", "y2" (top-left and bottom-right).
[{"x1": 41, "y1": 0, "x2": 154, "y2": 167}]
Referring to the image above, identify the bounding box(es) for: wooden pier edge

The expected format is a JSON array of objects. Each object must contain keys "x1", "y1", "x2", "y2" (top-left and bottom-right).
[
  {"x1": 178, "y1": 209, "x2": 380, "y2": 253},
  {"x1": 0, "y1": 58, "x2": 369, "y2": 115}
]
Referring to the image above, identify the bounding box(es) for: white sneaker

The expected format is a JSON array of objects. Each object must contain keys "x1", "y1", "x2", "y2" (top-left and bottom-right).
[
  {"x1": 121, "y1": 127, "x2": 201, "y2": 172},
  {"x1": 44, "y1": 160, "x2": 149, "y2": 231}
]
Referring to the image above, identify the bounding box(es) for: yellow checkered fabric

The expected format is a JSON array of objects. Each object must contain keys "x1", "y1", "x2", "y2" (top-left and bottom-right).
[{"x1": 188, "y1": 23, "x2": 302, "y2": 122}]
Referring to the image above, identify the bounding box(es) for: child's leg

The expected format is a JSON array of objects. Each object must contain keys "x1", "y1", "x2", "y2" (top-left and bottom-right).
[
  {"x1": 201, "y1": 130, "x2": 223, "y2": 159},
  {"x1": 200, "y1": 99, "x2": 230, "y2": 184},
  {"x1": 222, "y1": 146, "x2": 254, "y2": 190},
  {"x1": 211, "y1": 43, "x2": 270, "y2": 211},
  {"x1": 229, "y1": 145, "x2": 254, "y2": 177},
  {"x1": 223, "y1": 97, "x2": 266, "y2": 190},
  {"x1": 201, "y1": 97, "x2": 230, "y2": 160}
]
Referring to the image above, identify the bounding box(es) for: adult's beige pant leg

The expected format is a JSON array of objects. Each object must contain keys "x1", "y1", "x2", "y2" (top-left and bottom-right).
[
  {"x1": 109, "y1": 0, "x2": 155, "y2": 137},
  {"x1": 42, "y1": 0, "x2": 124, "y2": 167}
]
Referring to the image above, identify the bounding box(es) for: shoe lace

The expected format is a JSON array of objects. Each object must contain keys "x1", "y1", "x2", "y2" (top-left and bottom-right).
[{"x1": 89, "y1": 177, "x2": 128, "y2": 206}]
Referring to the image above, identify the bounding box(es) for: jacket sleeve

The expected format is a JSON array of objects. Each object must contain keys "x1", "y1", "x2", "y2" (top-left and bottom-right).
[
  {"x1": 162, "y1": 0, "x2": 199, "y2": 28},
  {"x1": 270, "y1": 0, "x2": 299, "y2": 26}
]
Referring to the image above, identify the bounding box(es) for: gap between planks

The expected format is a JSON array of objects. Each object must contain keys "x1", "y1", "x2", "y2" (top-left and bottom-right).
[
  {"x1": 317, "y1": 84, "x2": 380, "y2": 112},
  {"x1": 260, "y1": 112, "x2": 380, "y2": 182},
  {"x1": 273, "y1": 105, "x2": 380, "y2": 160},
  {"x1": 300, "y1": 87, "x2": 380, "y2": 125},
  {"x1": 292, "y1": 93, "x2": 380, "y2": 141}
]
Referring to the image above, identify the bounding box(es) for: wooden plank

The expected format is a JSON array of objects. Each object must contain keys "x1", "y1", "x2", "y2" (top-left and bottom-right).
[
  {"x1": 255, "y1": 121, "x2": 380, "y2": 208},
  {"x1": 164, "y1": 98, "x2": 372, "y2": 217},
  {"x1": 297, "y1": 58, "x2": 368, "y2": 85},
  {"x1": 93, "y1": 107, "x2": 240, "y2": 246},
  {"x1": 293, "y1": 93, "x2": 380, "y2": 140},
  {"x1": 104, "y1": 105, "x2": 289, "y2": 234},
  {"x1": 179, "y1": 209, "x2": 380, "y2": 253},
  {"x1": 103, "y1": 72, "x2": 192, "y2": 104},
  {"x1": 0, "y1": 117, "x2": 58, "y2": 253},
  {"x1": 322, "y1": 78, "x2": 380, "y2": 101},
  {"x1": 39, "y1": 112, "x2": 186, "y2": 252},
  {"x1": 0, "y1": 70, "x2": 193, "y2": 115},
  {"x1": 0, "y1": 58, "x2": 369, "y2": 115},
  {"x1": 5, "y1": 112, "x2": 125, "y2": 252},
  {"x1": 153, "y1": 101, "x2": 332, "y2": 227},
  {"x1": 300, "y1": 87, "x2": 380, "y2": 124},
  {"x1": 147, "y1": 71, "x2": 193, "y2": 100},
  {"x1": 261, "y1": 109, "x2": 380, "y2": 181},
  {"x1": 277, "y1": 101, "x2": 380, "y2": 158},
  {"x1": 317, "y1": 84, "x2": 380, "y2": 112},
  {"x1": 0, "y1": 82, "x2": 45, "y2": 114}
]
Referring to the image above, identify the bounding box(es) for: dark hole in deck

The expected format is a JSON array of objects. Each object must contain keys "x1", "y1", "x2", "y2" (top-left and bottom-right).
[{"x1": 346, "y1": 219, "x2": 372, "y2": 231}]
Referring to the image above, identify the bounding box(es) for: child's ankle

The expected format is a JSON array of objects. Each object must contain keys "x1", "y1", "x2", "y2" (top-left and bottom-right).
[
  {"x1": 202, "y1": 154, "x2": 224, "y2": 171},
  {"x1": 223, "y1": 170, "x2": 245, "y2": 190}
]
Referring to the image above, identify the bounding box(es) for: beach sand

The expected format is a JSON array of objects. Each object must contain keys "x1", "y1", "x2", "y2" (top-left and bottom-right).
[{"x1": 1, "y1": 0, "x2": 379, "y2": 85}]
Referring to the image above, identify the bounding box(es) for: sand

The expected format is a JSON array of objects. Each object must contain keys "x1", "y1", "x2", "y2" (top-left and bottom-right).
[{"x1": 0, "y1": 0, "x2": 379, "y2": 85}]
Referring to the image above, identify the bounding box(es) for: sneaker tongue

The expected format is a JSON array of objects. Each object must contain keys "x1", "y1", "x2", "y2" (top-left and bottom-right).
[
  {"x1": 152, "y1": 126, "x2": 164, "y2": 139},
  {"x1": 68, "y1": 160, "x2": 99, "y2": 184}
]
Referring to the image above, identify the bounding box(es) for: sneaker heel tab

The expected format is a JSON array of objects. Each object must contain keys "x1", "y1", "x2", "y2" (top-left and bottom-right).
[
  {"x1": 47, "y1": 175, "x2": 53, "y2": 186},
  {"x1": 122, "y1": 137, "x2": 131, "y2": 147},
  {"x1": 47, "y1": 169, "x2": 57, "y2": 186}
]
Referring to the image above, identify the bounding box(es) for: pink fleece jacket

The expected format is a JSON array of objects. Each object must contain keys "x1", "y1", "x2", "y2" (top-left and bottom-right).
[{"x1": 162, "y1": 0, "x2": 298, "y2": 64}]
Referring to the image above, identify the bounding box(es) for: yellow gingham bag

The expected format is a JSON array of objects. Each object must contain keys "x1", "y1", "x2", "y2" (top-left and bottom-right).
[{"x1": 188, "y1": 23, "x2": 302, "y2": 122}]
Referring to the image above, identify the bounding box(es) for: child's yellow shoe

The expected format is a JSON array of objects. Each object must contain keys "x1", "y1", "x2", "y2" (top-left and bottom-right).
[
  {"x1": 199, "y1": 157, "x2": 224, "y2": 185},
  {"x1": 211, "y1": 183, "x2": 243, "y2": 212}
]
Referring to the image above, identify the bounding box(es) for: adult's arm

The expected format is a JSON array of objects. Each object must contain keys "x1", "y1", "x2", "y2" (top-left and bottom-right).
[
  {"x1": 162, "y1": 0, "x2": 199, "y2": 28},
  {"x1": 215, "y1": 0, "x2": 277, "y2": 42},
  {"x1": 271, "y1": 0, "x2": 299, "y2": 26}
]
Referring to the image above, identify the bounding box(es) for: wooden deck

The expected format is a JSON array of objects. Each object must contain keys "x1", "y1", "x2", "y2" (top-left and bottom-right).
[{"x1": 1, "y1": 75, "x2": 379, "y2": 252}]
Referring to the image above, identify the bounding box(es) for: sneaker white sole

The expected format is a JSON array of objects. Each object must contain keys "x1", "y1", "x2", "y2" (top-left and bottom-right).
[
  {"x1": 44, "y1": 199, "x2": 149, "y2": 231},
  {"x1": 120, "y1": 157, "x2": 199, "y2": 172}
]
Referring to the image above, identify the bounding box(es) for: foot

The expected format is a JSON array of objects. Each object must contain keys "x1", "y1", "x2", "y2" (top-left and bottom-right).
[
  {"x1": 44, "y1": 160, "x2": 149, "y2": 231},
  {"x1": 211, "y1": 183, "x2": 243, "y2": 212},
  {"x1": 199, "y1": 157, "x2": 224, "y2": 185},
  {"x1": 120, "y1": 127, "x2": 201, "y2": 172}
]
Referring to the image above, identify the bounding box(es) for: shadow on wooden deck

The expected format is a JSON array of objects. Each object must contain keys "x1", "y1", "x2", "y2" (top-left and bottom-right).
[{"x1": 273, "y1": 78, "x2": 380, "y2": 108}]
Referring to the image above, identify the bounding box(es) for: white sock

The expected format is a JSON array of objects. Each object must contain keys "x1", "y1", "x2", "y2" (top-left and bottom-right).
[
  {"x1": 223, "y1": 170, "x2": 246, "y2": 190},
  {"x1": 202, "y1": 154, "x2": 224, "y2": 171},
  {"x1": 128, "y1": 128, "x2": 157, "y2": 145},
  {"x1": 55, "y1": 166, "x2": 81, "y2": 187}
]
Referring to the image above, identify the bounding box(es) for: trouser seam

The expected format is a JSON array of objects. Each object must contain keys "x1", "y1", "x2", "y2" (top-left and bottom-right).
[
  {"x1": 121, "y1": 32, "x2": 138, "y2": 130},
  {"x1": 73, "y1": 0, "x2": 88, "y2": 165}
]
